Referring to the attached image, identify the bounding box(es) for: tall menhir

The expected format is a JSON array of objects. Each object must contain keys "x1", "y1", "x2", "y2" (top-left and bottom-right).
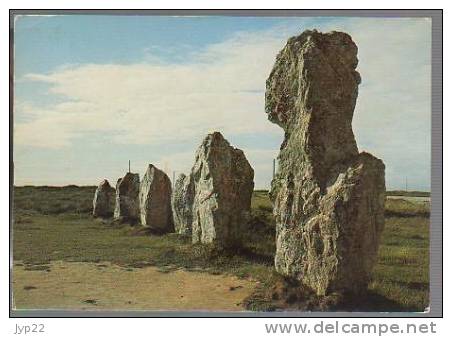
[{"x1": 266, "y1": 30, "x2": 386, "y2": 296}]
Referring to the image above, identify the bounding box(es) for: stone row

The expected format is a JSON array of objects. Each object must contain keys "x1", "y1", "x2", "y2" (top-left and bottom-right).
[
  {"x1": 93, "y1": 131, "x2": 255, "y2": 243},
  {"x1": 93, "y1": 29, "x2": 386, "y2": 297}
]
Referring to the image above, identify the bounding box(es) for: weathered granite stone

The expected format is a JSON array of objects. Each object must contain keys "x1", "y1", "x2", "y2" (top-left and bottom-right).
[
  {"x1": 114, "y1": 172, "x2": 140, "y2": 222},
  {"x1": 174, "y1": 132, "x2": 254, "y2": 246},
  {"x1": 139, "y1": 164, "x2": 173, "y2": 232},
  {"x1": 267, "y1": 30, "x2": 386, "y2": 296},
  {"x1": 92, "y1": 179, "x2": 115, "y2": 217},
  {"x1": 172, "y1": 173, "x2": 194, "y2": 235}
]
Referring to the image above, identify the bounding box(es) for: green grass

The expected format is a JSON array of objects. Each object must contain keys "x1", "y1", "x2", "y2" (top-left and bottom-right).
[
  {"x1": 386, "y1": 190, "x2": 430, "y2": 197},
  {"x1": 12, "y1": 186, "x2": 430, "y2": 312},
  {"x1": 369, "y1": 215, "x2": 429, "y2": 311},
  {"x1": 13, "y1": 185, "x2": 96, "y2": 215},
  {"x1": 385, "y1": 198, "x2": 430, "y2": 218}
]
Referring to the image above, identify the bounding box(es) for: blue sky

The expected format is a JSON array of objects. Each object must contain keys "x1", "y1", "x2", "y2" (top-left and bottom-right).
[{"x1": 13, "y1": 15, "x2": 431, "y2": 190}]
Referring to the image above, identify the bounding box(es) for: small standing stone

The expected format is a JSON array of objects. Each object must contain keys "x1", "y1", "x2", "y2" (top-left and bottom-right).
[
  {"x1": 92, "y1": 179, "x2": 115, "y2": 218},
  {"x1": 114, "y1": 172, "x2": 140, "y2": 223},
  {"x1": 172, "y1": 173, "x2": 195, "y2": 235},
  {"x1": 139, "y1": 164, "x2": 173, "y2": 232}
]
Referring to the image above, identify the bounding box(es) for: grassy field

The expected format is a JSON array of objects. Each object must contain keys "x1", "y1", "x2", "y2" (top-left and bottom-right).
[
  {"x1": 12, "y1": 186, "x2": 429, "y2": 312},
  {"x1": 386, "y1": 190, "x2": 430, "y2": 198}
]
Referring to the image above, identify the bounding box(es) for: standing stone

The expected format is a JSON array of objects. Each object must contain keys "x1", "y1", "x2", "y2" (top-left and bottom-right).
[
  {"x1": 114, "y1": 172, "x2": 140, "y2": 223},
  {"x1": 172, "y1": 173, "x2": 194, "y2": 235},
  {"x1": 266, "y1": 30, "x2": 386, "y2": 296},
  {"x1": 173, "y1": 132, "x2": 254, "y2": 246},
  {"x1": 92, "y1": 179, "x2": 115, "y2": 217},
  {"x1": 139, "y1": 164, "x2": 173, "y2": 232}
]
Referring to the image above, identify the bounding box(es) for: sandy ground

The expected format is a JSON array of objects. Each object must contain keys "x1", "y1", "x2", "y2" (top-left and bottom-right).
[{"x1": 12, "y1": 261, "x2": 257, "y2": 311}]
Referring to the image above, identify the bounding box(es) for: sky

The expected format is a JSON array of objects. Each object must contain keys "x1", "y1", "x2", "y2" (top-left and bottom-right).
[{"x1": 13, "y1": 15, "x2": 431, "y2": 191}]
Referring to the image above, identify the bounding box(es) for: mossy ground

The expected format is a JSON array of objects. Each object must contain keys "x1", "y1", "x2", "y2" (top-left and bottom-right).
[{"x1": 12, "y1": 186, "x2": 429, "y2": 312}]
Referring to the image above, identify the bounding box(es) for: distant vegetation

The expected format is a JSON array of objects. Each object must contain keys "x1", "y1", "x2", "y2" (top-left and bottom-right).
[
  {"x1": 12, "y1": 186, "x2": 429, "y2": 312},
  {"x1": 385, "y1": 198, "x2": 430, "y2": 218},
  {"x1": 13, "y1": 185, "x2": 96, "y2": 215},
  {"x1": 386, "y1": 190, "x2": 430, "y2": 197}
]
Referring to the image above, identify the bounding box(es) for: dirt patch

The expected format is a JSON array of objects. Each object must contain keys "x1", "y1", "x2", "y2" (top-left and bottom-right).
[{"x1": 12, "y1": 260, "x2": 256, "y2": 311}]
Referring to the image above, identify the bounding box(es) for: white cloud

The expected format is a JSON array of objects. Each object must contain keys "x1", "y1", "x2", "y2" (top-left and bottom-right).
[
  {"x1": 15, "y1": 29, "x2": 287, "y2": 149},
  {"x1": 14, "y1": 17, "x2": 431, "y2": 189}
]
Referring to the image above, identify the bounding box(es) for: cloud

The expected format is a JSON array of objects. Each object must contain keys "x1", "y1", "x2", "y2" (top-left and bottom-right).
[
  {"x1": 15, "y1": 29, "x2": 287, "y2": 149},
  {"x1": 14, "y1": 17, "x2": 431, "y2": 189}
]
